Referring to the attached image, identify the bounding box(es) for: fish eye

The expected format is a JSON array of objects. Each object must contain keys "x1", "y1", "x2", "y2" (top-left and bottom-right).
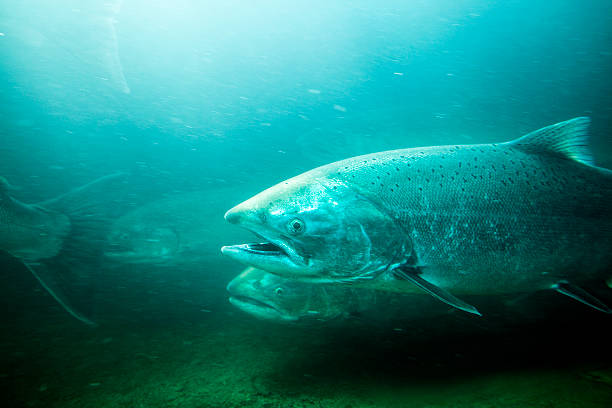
[
  {"x1": 275, "y1": 287, "x2": 284, "y2": 296},
  {"x1": 286, "y1": 218, "x2": 305, "y2": 235}
]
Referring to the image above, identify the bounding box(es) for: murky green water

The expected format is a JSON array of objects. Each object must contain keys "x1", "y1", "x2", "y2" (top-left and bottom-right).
[{"x1": 1, "y1": 1, "x2": 611, "y2": 406}]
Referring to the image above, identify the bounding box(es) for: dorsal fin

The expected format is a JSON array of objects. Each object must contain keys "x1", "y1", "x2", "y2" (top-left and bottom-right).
[{"x1": 509, "y1": 117, "x2": 594, "y2": 166}]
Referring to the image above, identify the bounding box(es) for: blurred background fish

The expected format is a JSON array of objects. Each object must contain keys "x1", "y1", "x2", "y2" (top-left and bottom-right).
[{"x1": 0, "y1": 174, "x2": 125, "y2": 325}]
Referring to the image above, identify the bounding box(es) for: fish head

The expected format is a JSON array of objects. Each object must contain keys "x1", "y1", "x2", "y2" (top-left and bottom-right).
[
  {"x1": 222, "y1": 171, "x2": 409, "y2": 282},
  {"x1": 105, "y1": 223, "x2": 180, "y2": 264},
  {"x1": 226, "y1": 267, "x2": 342, "y2": 322},
  {"x1": 226, "y1": 267, "x2": 305, "y2": 322}
]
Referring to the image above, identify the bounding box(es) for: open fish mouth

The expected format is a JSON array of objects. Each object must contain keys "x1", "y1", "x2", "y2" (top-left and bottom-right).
[
  {"x1": 221, "y1": 231, "x2": 306, "y2": 268},
  {"x1": 221, "y1": 241, "x2": 290, "y2": 260},
  {"x1": 236, "y1": 242, "x2": 286, "y2": 256}
]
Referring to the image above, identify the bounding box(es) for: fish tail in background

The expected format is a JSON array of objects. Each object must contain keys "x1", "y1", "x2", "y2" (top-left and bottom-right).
[
  {"x1": 23, "y1": 262, "x2": 97, "y2": 326},
  {"x1": 36, "y1": 172, "x2": 126, "y2": 209},
  {"x1": 27, "y1": 172, "x2": 128, "y2": 326}
]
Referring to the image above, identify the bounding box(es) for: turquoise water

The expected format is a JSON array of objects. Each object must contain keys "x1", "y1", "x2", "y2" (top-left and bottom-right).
[{"x1": 1, "y1": 1, "x2": 611, "y2": 407}]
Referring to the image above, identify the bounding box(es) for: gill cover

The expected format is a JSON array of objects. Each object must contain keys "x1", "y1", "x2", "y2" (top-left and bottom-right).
[{"x1": 314, "y1": 192, "x2": 411, "y2": 281}]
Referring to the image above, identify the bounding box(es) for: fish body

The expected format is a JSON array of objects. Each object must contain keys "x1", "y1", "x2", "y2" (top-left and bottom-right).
[{"x1": 222, "y1": 118, "x2": 612, "y2": 313}]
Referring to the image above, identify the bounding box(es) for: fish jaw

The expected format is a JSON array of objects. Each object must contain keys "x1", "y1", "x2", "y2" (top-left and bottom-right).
[
  {"x1": 228, "y1": 296, "x2": 298, "y2": 321},
  {"x1": 221, "y1": 242, "x2": 305, "y2": 273},
  {"x1": 104, "y1": 226, "x2": 180, "y2": 264},
  {"x1": 220, "y1": 226, "x2": 311, "y2": 278}
]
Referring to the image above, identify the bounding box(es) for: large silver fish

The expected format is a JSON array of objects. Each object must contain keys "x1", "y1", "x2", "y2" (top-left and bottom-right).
[
  {"x1": 222, "y1": 118, "x2": 612, "y2": 315},
  {"x1": 0, "y1": 174, "x2": 123, "y2": 325}
]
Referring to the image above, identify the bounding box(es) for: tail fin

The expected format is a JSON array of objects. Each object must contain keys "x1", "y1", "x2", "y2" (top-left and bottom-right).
[
  {"x1": 23, "y1": 261, "x2": 98, "y2": 326},
  {"x1": 36, "y1": 171, "x2": 126, "y2": 210},
  {"x1": 26, "y1": 173, "x2": 128, "y2": 325}
]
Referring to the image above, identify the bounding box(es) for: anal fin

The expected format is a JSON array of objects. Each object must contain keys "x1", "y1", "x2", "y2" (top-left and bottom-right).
[
  {"x1": 553, "y1": 280, "x2": 611, "y2": 313},
  {"x1": 393, "y1": 268, "x2": 482, "y2": 316}
]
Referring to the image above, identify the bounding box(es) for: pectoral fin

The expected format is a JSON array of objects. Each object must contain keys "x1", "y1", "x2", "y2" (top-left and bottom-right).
[
  {"x1": 553, "y1": 281, "x2": 611, "y2": 313},
  {"x1": 393, "y1": 268, "x2": 482, "y2": 316}
]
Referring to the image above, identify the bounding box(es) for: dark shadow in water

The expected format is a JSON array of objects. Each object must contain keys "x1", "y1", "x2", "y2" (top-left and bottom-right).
[{"x1": 258, "y1": 299, "x2": 612, "y2": 396}]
